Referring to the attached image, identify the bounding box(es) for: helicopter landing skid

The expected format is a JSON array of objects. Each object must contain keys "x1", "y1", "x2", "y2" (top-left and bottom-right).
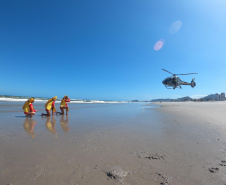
[{"x1": 165, "y1": 86, "x2": 182, "y2": 89}]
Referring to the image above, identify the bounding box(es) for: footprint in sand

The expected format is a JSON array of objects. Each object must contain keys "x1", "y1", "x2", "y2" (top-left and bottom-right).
[
  {"x1": 138, "y1": 152, "x2": 165, "y2": 160},
  {"x1": 209, "y1": 167, "x2": 219, "y2": 173},
  {"x1": 155, "y1": 172, "x2": 173, "y2": 185},
  {"x1": 107, "y1": 166, "x2": 129, "y2": 183},
  {"x1": 33, "y1": 166, "x2": 45, "y2": 180},
  {"x1": 219, "y1": 160, "x2": 226, "y2": 166}
]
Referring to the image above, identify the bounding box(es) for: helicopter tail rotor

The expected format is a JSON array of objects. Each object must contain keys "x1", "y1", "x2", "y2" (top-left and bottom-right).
[{"x1": 191, "y1": 78, "x2": 196, "y2": 88}]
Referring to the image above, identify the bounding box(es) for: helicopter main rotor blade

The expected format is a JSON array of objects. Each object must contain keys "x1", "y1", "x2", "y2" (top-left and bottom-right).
[
  {"x1": 162, "y1": 69, "x2": 174, "y2": 75},
  {"x1": 177, "y1": 73, "x2": 198, "y2": 75}
]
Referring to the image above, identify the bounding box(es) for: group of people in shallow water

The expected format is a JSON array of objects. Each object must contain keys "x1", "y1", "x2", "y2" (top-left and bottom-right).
[{"x1": 23, "y1": 95, "x2": 70, "y2": 118}]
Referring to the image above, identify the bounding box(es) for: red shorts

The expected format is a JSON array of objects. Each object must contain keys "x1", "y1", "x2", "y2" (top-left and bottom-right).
[
  {"x1": 46, "y1": 109, "x2": 50, "y2": 112},
  {"x1": 24, "y1": 112, "x2": 28, "y2": 115}
]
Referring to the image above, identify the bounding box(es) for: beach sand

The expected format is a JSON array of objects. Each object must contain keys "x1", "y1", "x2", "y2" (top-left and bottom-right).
[{"x1": 0, "y1": 102, "x2": 226, "y2": 185}]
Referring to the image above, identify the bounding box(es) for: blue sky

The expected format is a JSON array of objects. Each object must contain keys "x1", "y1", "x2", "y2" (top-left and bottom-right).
[{"x1": 0, "y1": 0, "x2": 226, "y2": 101}]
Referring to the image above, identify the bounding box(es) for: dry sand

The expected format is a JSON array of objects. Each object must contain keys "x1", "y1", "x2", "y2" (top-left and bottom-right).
[{"x1": 0, "y1": 102, "x2": 226, "y2": 185}]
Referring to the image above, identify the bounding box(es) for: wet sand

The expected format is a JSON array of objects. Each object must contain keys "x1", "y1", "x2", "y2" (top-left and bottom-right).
[{"x1": 0, "y1": 102, "x2": 226, "y2": 185}]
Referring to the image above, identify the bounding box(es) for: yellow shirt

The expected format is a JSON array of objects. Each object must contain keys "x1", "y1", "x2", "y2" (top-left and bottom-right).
[
  {"x1": 61, "y1": 99, "x2": 66, "y2": 107},
  {"x1": 23, "y1": 102, "x2": 31, "y2": 112},
  {"x1": 45, "y1": 99, "x2": 55, "y2": 110},
  {"x1": 60, "y1": 98, "x2": 70, "y2": 107}
]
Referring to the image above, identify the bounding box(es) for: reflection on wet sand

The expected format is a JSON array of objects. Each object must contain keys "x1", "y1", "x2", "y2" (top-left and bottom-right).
[
  {"x1": 45, "y1": 116, "x2": 57, "y2": 138},
  {"x1": 23, "y1": 118, "x2": 37, "y2": 139},
  {"x1": 60, "y1": 115, "x2": 70, "y2": 133}
]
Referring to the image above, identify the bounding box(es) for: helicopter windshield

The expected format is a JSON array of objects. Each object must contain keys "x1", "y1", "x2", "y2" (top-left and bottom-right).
[{"x1": 162, "y1": 77, "x2": 173, "y2": 85}]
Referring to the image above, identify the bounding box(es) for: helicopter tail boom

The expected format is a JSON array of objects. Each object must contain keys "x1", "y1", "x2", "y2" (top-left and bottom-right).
[{"x1": 178, "y1": 78, "x2": 196, "y2": 88}]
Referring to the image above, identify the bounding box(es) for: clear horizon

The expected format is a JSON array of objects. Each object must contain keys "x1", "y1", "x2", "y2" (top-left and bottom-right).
[{"x1": 0, "y1": 92, "x2": 225, "y2": 101}]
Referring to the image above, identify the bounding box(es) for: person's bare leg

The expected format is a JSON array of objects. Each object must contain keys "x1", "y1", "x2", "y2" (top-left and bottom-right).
[
  {"x1": 52, "y1": 108, "x2": 55, "y2": 116},
  {"x1": 41, "y1": 110, "x2": 51, "y2": 116},
  {"x1": 66, "y1": 107, "x2": 69, "y2": 115},
  {"x1": 27, "y1": 112, "x2": 36, "y2": 118},
  {"x1": 57, "y1": 109, "x2": 64, "y2": 115}
]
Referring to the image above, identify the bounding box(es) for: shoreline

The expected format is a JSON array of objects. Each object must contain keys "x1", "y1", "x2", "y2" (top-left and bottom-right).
[{"x1": 0, "y1": 97, "x2": 128, "y2": 104}]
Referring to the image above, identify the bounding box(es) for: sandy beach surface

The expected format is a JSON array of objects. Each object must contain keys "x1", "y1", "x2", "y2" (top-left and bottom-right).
[{"x1": 0, "y1": 101, "x2": 226, "y2": 185}]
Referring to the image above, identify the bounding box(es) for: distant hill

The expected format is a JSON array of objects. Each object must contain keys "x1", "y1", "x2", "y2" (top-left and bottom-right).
[
  {"x1": 151, "y1": 96, "x2": 193, "y2": 102},
  {"x1": 202, "y1": 94, "x2": 217, "y2": 100},
  {"x1": 151, "y1": 96, "x2": 192, "y2": 102},
  {"x1": 151, "y1": 98, "x2": 174, "y2": 102},
  {"x1": 151, "y1": 93, "x2": 225, "y2": 102},
  {"x1": 176, "y1": 96, "x2": 193, "y2": 101}
]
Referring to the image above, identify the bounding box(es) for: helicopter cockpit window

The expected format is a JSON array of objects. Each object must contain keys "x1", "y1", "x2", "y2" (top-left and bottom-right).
[{"x1": 164, "y1": 78, "x2": 171, "y2": 83}]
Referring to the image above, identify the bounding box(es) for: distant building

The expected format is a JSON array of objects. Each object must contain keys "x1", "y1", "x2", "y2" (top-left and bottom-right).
[
  {"x1": 216, "y1": 94, "x2": 220, "y2": 101},
  {"x1": 201, "y1": 92, "x2": 225, "y2": 101},
  {"x1": 216, "y1": 92, "x2": 225, "y2": 101}
]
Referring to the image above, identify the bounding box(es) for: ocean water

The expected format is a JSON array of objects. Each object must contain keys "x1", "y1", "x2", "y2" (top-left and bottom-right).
[
  {"x1": 0, "y1": 102, "x2": 160, "y2": 139},
  {"x1": 0, "y1": 96, "x2": 127, "y2": 103}
]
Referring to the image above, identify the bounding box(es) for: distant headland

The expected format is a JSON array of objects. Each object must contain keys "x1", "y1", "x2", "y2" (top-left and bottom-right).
[{"x1": 131, "y1": 92, "x2": 226, "y2": 102}]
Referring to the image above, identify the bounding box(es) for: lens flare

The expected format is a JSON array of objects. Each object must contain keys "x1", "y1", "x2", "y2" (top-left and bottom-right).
[
  {"x1": 154, "y1": 40, "x2": 164, "y2": 51},
  {"x1": 169, "y1": 20, "x2": 182, "y2": 34}
]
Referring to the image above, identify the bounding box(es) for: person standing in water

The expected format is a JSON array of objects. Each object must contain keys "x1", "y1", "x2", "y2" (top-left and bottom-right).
[
  {"x1": 41, "y1": 96, "x2": 57, "y2": 116},
  {"x1": 23, "y1": 97, "x2": 37, "y2": 118},
  {"x1": 57, "y1": 95, "x2": 70, "y2": 115}
]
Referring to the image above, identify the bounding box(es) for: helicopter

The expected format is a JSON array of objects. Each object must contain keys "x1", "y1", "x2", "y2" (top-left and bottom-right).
[{"x1": 162, "y1": 69, "x2": 198, "y2": 89}]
